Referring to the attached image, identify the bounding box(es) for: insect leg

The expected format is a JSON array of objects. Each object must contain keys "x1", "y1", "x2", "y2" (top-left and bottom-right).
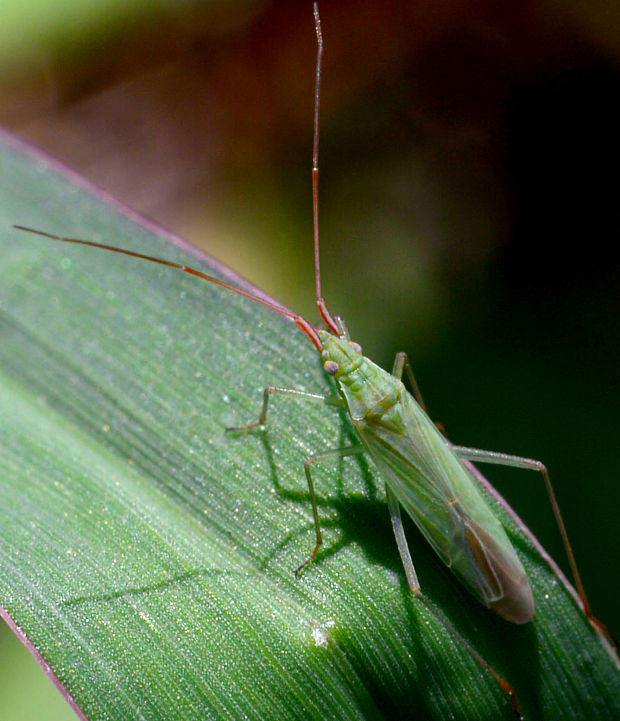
[
  {"x1": 391, "y1": 352, "x2": 448, "y2": 434},
  {"x1": 297, "y1": 444, "x2": 365, "y2": 575},
  {"x1": 226, "y1": 386, "x2": 344, "y2": 433},
  {"x1": 453, "y1": 445, "x2": 615, "y2": 646},
  {"x1": 391, "y1": 352, "x2": 427, "y2": 412},
  {"x1": 227, "y1": 387, "x2": 357, "y2": 575},
  {"x1": 386, "y1": 485, "x2": 420, "y2": 593},
  {"x1": 386, "y1": 485, "x2": 523, "y2": 719}
]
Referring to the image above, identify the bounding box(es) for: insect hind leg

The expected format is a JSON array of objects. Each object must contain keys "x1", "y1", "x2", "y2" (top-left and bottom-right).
[
  {"x1": 453, "y1": 445, "x2": 617, "y2": 648},
  {"x1": 386, "y1": 485, "x2": 523, "y2": 719}
]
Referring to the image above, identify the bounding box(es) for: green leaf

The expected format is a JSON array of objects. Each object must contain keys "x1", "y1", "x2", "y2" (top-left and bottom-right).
[{"x1": 0, "y1": 128, "x2": 618, "y2": 721}]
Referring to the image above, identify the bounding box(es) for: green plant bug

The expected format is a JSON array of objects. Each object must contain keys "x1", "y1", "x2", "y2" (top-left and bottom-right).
[{"x1": 12, "y1": 4, "x2": 616, "y2": 719}]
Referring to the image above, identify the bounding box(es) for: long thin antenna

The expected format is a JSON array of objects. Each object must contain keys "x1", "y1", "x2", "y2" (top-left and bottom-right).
[
  {"x1": 14, "y1": 8, "x2": 340, "y2": 346},
  {"x1": 312, "y1": 3, "x2": 340, "y2": 335},
  {"x1": 13, "y1": 225, "x2": 323, "y2": 350}
]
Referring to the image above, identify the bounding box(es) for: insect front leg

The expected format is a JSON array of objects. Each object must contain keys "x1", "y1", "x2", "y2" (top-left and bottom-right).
[
  {"x1": 453, "y1": 445, "x2": 616, "y2": 646},
  {"x1": 226, "y1": 386, "x2": 344, "y2": 433},
  {"x1": 391, "y1": 352, "x2": 427, "y2": 412},
  {"x1": 392, "y1": 352, "x2": 449, "y2": 433}
]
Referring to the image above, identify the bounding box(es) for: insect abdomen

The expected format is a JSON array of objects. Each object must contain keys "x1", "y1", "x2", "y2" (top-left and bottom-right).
[{"x1": 355, "y1": 386, "x2": 535, "y2": 623}]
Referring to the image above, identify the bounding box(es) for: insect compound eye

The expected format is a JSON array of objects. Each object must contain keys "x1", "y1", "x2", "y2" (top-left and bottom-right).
[
  {"x1": 323, "y1": 360, "x2": 339, "y2": 376},
  {"x1": 349, "y1": 341, "x2": 362, "y2": 354}
]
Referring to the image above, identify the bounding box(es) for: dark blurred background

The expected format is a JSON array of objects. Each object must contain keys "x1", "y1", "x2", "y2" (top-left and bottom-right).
[{"x1": 1, "y1": 1, "x2": 618, "y2": 716}]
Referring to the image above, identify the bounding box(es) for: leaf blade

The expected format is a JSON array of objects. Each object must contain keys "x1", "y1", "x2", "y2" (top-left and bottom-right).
[{"x1": 0, "y1": 128, "x2": 618, "y2": 721}]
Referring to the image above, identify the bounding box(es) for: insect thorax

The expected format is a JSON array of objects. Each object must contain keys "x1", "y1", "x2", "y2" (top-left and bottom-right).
[{"x1": 319, "y1": 331, "x2": 405, "y2": 427}]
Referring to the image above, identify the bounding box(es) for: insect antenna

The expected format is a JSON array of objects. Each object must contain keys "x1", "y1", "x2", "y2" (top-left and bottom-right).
[
  {"x1": 12, "y1": 224, "x2": 323, "y2": 350},
  {"x1": 13, "y1": 7, "x2": 339, "y2": 352},
  {"x1": 312, "y1": 3, "x2": 340, "y2": 337}
]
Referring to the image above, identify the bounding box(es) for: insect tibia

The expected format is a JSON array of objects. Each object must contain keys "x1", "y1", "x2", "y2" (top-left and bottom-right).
[{"x1": 415, "y1": 592, "x2": 524, "y2": 720}]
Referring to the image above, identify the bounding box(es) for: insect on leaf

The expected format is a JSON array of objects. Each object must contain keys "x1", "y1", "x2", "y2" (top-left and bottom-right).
[{"x1": 0, "y1": 117, "x2": 619, "y2": 721}]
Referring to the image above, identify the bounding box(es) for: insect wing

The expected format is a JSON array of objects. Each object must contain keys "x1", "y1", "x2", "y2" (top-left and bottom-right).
[{"x1": 356, "y1": 387, "x2": 533, "y2": 622}]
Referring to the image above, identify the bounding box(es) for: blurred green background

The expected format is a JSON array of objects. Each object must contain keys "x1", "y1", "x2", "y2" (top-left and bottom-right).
[{"x1": 1, "y1": 1, "x2": 619, "y2": 718}]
